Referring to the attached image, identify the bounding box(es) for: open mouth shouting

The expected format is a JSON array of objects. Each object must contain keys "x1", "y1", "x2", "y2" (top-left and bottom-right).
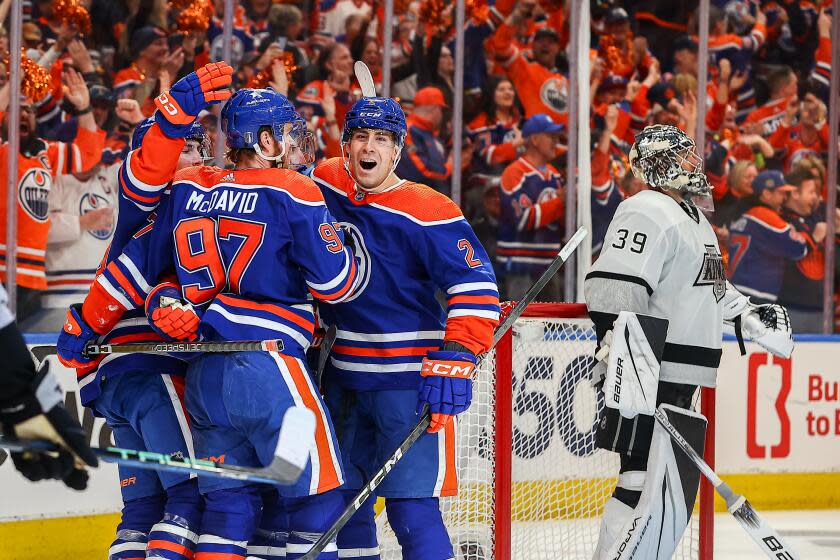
[{"x1": 359, "y1": 158, "x2": 377, "y2": 171}]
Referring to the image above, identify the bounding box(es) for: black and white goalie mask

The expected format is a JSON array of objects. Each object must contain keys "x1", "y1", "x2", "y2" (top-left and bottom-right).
[{"x1": 629, "y1": 124, "x2": 713, "y2": 210}]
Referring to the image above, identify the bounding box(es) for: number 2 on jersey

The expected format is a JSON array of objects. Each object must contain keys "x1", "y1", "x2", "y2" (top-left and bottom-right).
[
  {"x1": 458, "y1": 239, "x2": 482, "y2": 268},
  {"x1": 174, "y1": 216, "x2": 266, "y2": 304}
]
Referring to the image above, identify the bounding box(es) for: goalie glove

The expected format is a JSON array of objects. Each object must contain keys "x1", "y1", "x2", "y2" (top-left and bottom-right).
[
  {"x1": 146, "y1": 282, "x2": 202, "y2": 342},
  {"x1": 0, "y1": 362, "x2": 98, "y2": 490},
  {"x1": 722, "y1": 283, "x2": 793, "y2": 358}
]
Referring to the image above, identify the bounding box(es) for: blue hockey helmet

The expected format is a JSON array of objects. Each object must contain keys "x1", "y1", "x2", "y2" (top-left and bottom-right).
[
  {"x1": 131, "y1": 117, "x2": 206, "y2": 155},
  {"x1": 221, "y1": 88, "x2": 314, "y2": 165},
  {"x1": 342, "y1": 97, "x2": 407, "y2": 147}
]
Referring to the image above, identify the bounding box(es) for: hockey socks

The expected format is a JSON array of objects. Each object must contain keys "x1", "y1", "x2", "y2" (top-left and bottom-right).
[
  {"x1": 248, "y1": 489, "x2": 289, "y2": 560},
  {"x1": 147, "y1": 479, "x2": 202, "y2": 560},
  {"x1": 109, "y1": 494, "x2": 165, "y2": 560},
  {"x1": 386, "y1": 498, "x2": 453, "y2": 560},
  {"x1": 195, "y1": 487, "x2": 261, "y2": 560},
  {"x1": 284, "y1": 490, "x2": 344, "y2": 559},
  {"x1": 336, "y1": 491, "x2": 380, "y2": 560}
]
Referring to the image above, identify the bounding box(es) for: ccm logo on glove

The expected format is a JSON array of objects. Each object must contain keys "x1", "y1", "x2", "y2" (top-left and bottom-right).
[{"x1": 421, "y1": 359, "x2": 475, "y2": 379}]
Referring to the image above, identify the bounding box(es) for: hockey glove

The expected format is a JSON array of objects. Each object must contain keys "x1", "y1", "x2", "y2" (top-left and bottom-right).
[
  {"x1": 742, "y1": 304, "x2": 793, "y2": 359},
  {"x1": 56, "y1": 304, "x2": 100, "y2": 368},
  {"x1": 417, "y1": 349, "x2": 476, "y2": 433},
  {"x1": 154, "y1": 61, "x2": 233, "y2": 137},
  {"x1": 146, "y1": 282, "x2": 202, "y2": 342},
  {"x1": 0, "y1": 361, "x2": 98, "y2": 490}
]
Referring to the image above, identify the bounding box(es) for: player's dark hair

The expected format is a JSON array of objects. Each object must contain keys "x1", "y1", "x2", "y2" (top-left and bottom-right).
[{"x1": 226, "y1": 125, "x2": 275, "y2": 164}]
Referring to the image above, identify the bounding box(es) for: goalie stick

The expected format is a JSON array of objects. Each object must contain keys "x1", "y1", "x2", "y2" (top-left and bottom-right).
[
  {"x1": 0, "y1": 406, "x2": 315, "y2": 486},
  {"x1": 300, "y1": 226, "x2": 588, "y2": 560},
  {"x1": 654, "y1": 406, "x2": 801, "y2": 560}
]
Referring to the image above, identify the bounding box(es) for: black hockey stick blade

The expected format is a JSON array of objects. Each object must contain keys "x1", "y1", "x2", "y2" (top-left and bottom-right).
[
  {"x1": 0, "y1": 407, "x2": 315, "y2": 486},
  {"x1": 315, "y1": 324, "x2": 338, "y2": 387},
  {"x1": 301, "y1": 229, "x2": 587, "y2": 559},
  {"x1": 31, "y1": 345, "x2": 57, "y2": 363}
]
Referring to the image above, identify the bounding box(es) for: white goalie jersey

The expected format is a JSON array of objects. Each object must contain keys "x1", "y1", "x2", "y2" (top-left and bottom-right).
[{"x1": 585, "y1": 189, "x2": 725, "y2": 388}]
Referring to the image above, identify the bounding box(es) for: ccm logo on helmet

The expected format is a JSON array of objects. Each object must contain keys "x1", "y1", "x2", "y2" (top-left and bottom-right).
[
  {"x1": 421, "y1": 359, "x2": 475, "y2": 379},
  {"x1": 359, "y1": 111, "x2": 383, "y2": 118}
]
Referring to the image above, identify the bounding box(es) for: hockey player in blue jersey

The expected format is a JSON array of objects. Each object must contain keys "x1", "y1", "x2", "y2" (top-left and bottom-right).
[
  {"x1": 62, "y1": 87, "x2": 360, "y2": 560},
  {"x1": 56, "y1": 62, "x2": 233, "y2": 560},
  {"x1": 308, "y1": 97, "x2": 500, "y2": 560}
]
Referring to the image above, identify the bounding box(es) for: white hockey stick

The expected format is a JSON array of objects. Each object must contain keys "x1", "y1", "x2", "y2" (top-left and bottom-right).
[
  {"x1": 354, "y1": 60, "x2": 376, "y2": 97},
  {"x1": 653, "y1": 407, "x2": 801, "y2": 560}
]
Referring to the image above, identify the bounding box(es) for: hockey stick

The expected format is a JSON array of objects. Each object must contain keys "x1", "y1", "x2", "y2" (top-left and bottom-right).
[
  {"x1": 0, "y1": 406, "x2": 315, "y2": 486},
  {"x1": 30, "y1": 339, "x2": 285, "y2": 364},
  {"x1": 653, "y1": 406, "x2": 801, "y2": 560},
  {"x1": 315, "y1": 324, "x2": 338, "y2": 388},
  {"x1": 354, "y1": 61, "x2": 376, "y2": 97},
  {"x1": 300, "y1": 227, "x2": 587, "y2": 560}
]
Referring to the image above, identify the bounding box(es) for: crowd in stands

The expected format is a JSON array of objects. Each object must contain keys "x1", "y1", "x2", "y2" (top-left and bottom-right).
[{"x1": 0, "y1": 0, "x2": 837, "y2": 332}]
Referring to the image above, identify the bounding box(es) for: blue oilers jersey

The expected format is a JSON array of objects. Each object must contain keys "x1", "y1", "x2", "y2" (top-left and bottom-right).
[
  {"x1": 308, "y1": 158, "x2": 500, "y2": 391},
  {"x1": 99, "y1": 165, "x2": 359, "y2": 357},
  {"x1": 77, "y1": 123, "x2": 188, "y2": 406}
]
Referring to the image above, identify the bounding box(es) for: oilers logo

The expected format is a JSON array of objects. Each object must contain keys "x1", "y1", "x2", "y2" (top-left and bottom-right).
[
  {"x1": 18, "y1": 168, "x2": 51, "y2": 222},
  {"x1": 339, "y1": 221, "x2": 372, "y2": 301},
  {"x1": 539, "y1": 78, "x2": 568, "y2": 114},
  {"x1": 80, "y1": 194, "x2": 115, "y2": 240}
]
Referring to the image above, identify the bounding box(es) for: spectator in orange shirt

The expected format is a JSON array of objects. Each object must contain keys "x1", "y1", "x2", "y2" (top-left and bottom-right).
[
  {"x1": 743, "y1": 65, "x2": 797, "y2": 137},
  {"x1": 296, "y1": 41, "x2": 356, "y2": 127},
  {"x1": 768, "y1": 81, "x2": 830, "y2": 173},
  {"x1": 493, "y1": 18, "x2": 568, "y2": 125},
  {"x1": 466, "y1": 76, "x2": 523, "y2": 176}
]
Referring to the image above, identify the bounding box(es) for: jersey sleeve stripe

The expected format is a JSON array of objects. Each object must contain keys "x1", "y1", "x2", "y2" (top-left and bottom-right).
[
  {"x1": 117, "y1": 253, "x2": 153, "y2": 294},
  {"x1": 120, "y1": 169, "x2": 162, "y2": 205},
  {"x1": 215, "y1": 294, "x2": 315, "y2": 333},
  {"x1": 305, "y1": 252, "x2": 352, "y2": 291},
  {"x1": 331, "y1": 344, "x2": 437, "y2": 358},
  {"x1": 447, "y1": 308, "x2": 500, "y2": 320},
  {"x1": 102, "y1": 264, "x2": 145, "y2": 307},
  {"x1": 308, "y1": 258, "x2": 358, "y2": 302},
  {"x1": 96, "y1": 275, "x2": 135, "y2": 310},
  {"x1": 123, "y1": 151, "x2": 170, "y2": 193},
  {"x1": 447, "y1": 294, "x2": 499, "y2": 305},
  {"x1": 585, "y1": 270, "x2": 653, "y2": 296},
  {"x1": 206, "y1": 303, "x2": 312, "y2": 349},
  {"x1": 447, "y1": 282, "x2": 499, "y2": 294}
]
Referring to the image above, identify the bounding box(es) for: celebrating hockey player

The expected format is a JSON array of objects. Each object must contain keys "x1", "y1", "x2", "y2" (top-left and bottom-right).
[
  {"x1": 584, "y1": 124, "x2": 794, "y2": 559},
  {"x1": 56, "y1": 62, "x2": 231, "y2": 560},
  {"x1": 62, "y1": 85, "x2": 359, "y2": 560},
  {"x1": 306, "y1": 92, "x2": 500, "y2": 559}
]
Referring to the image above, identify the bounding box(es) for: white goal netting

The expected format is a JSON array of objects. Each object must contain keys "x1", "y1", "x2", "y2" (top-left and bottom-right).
[{"x1": 377, "y1": 308, "x2": 708, "y2": 559}]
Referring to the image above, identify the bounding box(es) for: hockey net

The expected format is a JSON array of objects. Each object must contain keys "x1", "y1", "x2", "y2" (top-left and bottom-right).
[{"x1": 377, "y1": 303, "x2": 714, "y2": 559}]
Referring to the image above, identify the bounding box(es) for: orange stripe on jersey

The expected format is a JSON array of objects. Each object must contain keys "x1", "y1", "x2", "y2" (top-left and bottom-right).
[
  {"x1": 310, "y1": 257, "x2": 357, "y2": 301},
  {"x1": 440, "y1": 420, "x2": 458, "y2": 497},
  {"x1": 147, "y1": 540, "x2": 192, "y2": 557},
  {"x1": 194, "y1": 553, "x2": 244, "y2": 560},
  {"x1": 745, "y1": 206, "x2": 790, "y2": 229},
  {"x1": 447, "y1": 295, "x2": 499, "y2": 305},
  {"x1": 174, "y1": 166, "x2": 326, "y2": 205},
  {"x1": 215, "y1": 294, "x2": 315, "y2": 333},
  {"x1": 281, "y1": 356, "x2": 341, "y2": 492},
  {"x1": 331, "y1": 345, "x2": 437, "y2": 357},
  {"x1": 119, "y1": 172, "x2": 161, "y2": 204},
  {"x1": 106, "y1": 262, "x2": 145, "y2": 306}
]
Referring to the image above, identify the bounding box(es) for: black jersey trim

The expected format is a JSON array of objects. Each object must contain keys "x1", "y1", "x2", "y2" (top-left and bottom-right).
[
  {"x1": 662, "y1": 342, "x2": 722, "y2": 368},
  {"x1": 585, "y1": 271, "x2": 653, "y2": 296}
]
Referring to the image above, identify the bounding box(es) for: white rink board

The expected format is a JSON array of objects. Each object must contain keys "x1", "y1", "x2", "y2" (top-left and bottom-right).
[{"x1": 2, "y1": 338, "x2": 839, "y2": 521}]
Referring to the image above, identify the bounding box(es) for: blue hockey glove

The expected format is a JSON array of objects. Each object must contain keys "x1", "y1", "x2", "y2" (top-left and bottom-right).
[
  {"x1": 417, "y1": 349, "x2": 476, "y2": 433},
  {"x1": 146, "y1": 282, "x2": 202, "y2": 342},
  {"x1": 154, "y1": 61, "x2": 233, "y2": 137},
  {"x1": 56, "y1": 304, "x2": 99, "y2": 369}
]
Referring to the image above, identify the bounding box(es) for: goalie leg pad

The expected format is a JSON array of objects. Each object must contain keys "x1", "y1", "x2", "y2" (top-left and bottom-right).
[{"x1": 596, "y1": 405, "x2": 707, "y2": 560}]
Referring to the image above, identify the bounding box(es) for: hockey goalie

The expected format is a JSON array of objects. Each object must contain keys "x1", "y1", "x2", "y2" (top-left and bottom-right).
[{"x1": 584, "y1": 124, "x2": 794, "y2": 559}]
